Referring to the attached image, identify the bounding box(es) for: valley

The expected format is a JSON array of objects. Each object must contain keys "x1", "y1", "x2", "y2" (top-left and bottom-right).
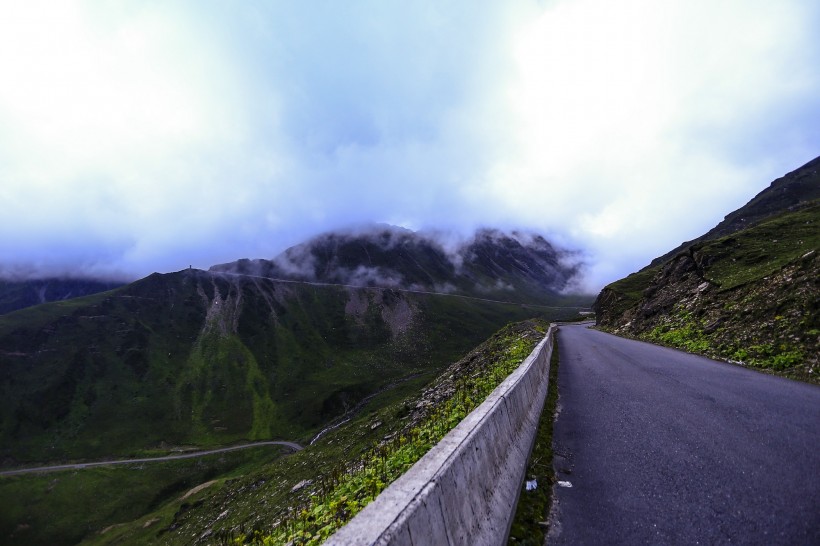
[
  {"x1": 5, "y1": 152, "x2": 816, "y2": 544},
  {"x1": 0, "y1": 228, "x2": 591, "y2": 545}
]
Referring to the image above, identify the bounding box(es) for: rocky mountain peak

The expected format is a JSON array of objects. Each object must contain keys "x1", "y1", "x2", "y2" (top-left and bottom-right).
[{"x1": 211, "y1": 226, "x2": 582, "y2": 304}]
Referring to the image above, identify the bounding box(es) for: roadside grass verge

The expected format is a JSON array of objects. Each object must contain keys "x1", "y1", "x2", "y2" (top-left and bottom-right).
[{"x1": 507, "y1": 332, "x2": 560, "y2": 544}]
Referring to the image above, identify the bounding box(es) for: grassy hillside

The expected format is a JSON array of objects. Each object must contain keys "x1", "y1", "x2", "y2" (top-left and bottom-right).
[
  {"x1": 597, "y1": 203, "x2": 819, "y2": 381},
  {"x1": 0, "y1": 269, "x2": 586, "y2": 465},
  {"x1": 647, "y1": 155, "x2": 820, "y2": 268},
  {"x1": 1, "y1": 321, "x2": 551, "y2": 546}
]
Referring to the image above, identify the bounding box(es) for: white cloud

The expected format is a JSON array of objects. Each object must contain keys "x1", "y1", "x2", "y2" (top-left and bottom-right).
[{"x1": 0, "y1": 0, "x2": 818, "y2": 290}]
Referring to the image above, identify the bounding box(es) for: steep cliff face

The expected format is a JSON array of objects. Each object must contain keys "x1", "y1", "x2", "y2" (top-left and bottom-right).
[{"x1": 595, "y1": 157, "x2": 820, "y2": 382}]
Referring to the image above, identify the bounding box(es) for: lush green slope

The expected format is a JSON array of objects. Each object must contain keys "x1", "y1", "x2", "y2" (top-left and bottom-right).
[
  {"x1": 1, "y1": 321, "x2": 552, "y2": 546},
  {"x1": 647, "y1": 155, "x2": 820, "y2": 268},
  {"x1": 0, "y1": 269, "x2": 585, "y2": 465}
]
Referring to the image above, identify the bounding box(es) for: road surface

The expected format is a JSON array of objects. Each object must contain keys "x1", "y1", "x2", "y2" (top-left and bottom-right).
[
  {"x1": 0, "y1": 441, "x2": 302, "y2": 477},
  {"x1": 550, "y1": 324, "x2": 820, "y2": 544}
]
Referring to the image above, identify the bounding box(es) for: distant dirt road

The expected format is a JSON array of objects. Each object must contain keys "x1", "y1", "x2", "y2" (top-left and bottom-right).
[{"x1": 0, "y1": 441, "x2": 302, "y2": 477}]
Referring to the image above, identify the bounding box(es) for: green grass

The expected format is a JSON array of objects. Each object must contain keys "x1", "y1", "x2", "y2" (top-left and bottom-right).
[
  {"x1": 601, "y1": 202, "x2": 819, "y2": 318},
  {"x1": 599, "y1": 203, "x2": 819, "y2": 382},
  {"x1": 599, "y1": 266, "x2": 660, "y2": 318},
  {"x1": 0, "y1": 319, "x2": 557, "y2": 546},
  {"x1": 249, "y1": 321, "x2": 546, "y2": 545},
  {"x1": 0, "y1": 273, "x2": 584, "y2": 466},
  {"x1": 698, "y1": 202, "x2": 820, "y2": 290},
  {"x1": 0, "y1": 446, "x2": 289, "y2": 546},
  {"x1": 644, "y1": 309, "x2": 712, "y2": 354},
  {"x1": 0, "y1": 263, "x2": 589, "y2": 545},
  {"x1": 507, "y1": 332, "x2": 560, "y2": 545}
]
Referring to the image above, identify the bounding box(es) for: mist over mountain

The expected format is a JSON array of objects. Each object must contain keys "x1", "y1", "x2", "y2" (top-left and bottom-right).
[
  {"x1": 0, "y1": 227, "x2": 592, "y2": 465},
  {"x1": 211, "y1": 226, "x2": 584, "y2": 304}
]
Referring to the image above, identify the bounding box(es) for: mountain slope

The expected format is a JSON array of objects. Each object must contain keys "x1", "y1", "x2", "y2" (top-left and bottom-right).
[
  {"x1": 0, "y1": 278, "x2": 123, "y2": 315},
  {"x1": 1, "y1": 320, "x2": 549, "y2": 546},
  {"x1": 595, "y1": 157, "x2": 820, "y2": 381},
  {"x1": 647, "y1": 155, "x2": 820, "y2": 268},
  {"x1": 1, "y1": 238, "x2": 589, "y2": 465},
  {"x1": 211, "y1": 226, "x2": 583, "y2": 305}
]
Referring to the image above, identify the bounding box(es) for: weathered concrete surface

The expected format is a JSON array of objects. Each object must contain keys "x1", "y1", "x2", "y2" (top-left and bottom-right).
[{"x1": 327, "y1": 326, "x2": 555, "y2": 546}]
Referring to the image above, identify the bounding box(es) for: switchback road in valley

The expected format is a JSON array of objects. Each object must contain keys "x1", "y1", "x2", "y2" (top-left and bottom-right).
[
  {"x1": 0, "y1": 441, "x2": 302, "y2": 477},
  {"x1": 550, "y1": 324, "x2": 820, "y2": 545}
]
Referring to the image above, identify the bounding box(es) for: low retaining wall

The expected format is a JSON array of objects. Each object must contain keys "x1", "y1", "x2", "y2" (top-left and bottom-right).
[{"x1": 328, "y1": 325, "x2": 555, "y2": 546}]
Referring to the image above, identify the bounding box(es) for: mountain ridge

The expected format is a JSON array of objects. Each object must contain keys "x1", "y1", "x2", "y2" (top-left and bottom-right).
[
  {"x1": 210, "y1": 226, "x2": 583, "y2": 305},
  {"x1": 595, "y1": 156, "x2": 819, "y2": 382},
  {"x1": 647, "y1": 155, "x2": 820, "y2": 268}
]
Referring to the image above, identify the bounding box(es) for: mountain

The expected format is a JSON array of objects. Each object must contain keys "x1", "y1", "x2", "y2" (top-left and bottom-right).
[
  {"x1": 647, "y1": 155, "x2": 820, "y2": 268},
  {"x1": 0, "y1": 228, "x2": 590, "y2": 466},
  {"x1": 210, "y1": 226, "x2": 582, "y2": 305},
  {"x1": 0, "y1": 278, "x2": 123, "y2": 315},
  {"x1": 595, "y1": 156, "x2": 820, "y2": 382}
]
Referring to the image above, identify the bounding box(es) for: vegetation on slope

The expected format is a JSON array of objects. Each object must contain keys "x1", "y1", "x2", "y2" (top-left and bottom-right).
[
  {"x1": 647, "y1": 154, "x2": 820, "y2": 267},
  {"x1": 0, "y1": 321, "x2": 549, "y2": 546},
  {"x1": 251, "y1": 320, "x2": 546, "y2": 545},
  {"x1": 0, "y1": 270, "x2": 581, "y2": 466},
  {"x1": 0, "y1": 445, "x2": 289, "y2": 546},
  {"x1": 597, "y1": 203, "x2": 819, "y2": 382}
]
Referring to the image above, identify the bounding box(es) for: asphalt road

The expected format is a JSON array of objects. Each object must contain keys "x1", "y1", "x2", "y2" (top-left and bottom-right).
[
  {"x1": 0, "y1": 441, "x2": 302, "y2": 477},
  {"x1": 549, "y1": 324, "x2": 820, "y2": 545}
]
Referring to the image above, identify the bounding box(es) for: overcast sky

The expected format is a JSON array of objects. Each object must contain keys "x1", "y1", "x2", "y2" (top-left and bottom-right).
[{"x1": 1, "y1": 0, "x2": 818, "y2": 291}]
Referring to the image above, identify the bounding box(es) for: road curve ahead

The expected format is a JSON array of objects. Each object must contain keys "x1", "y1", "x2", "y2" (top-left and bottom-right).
[{"x1": 550, "y1": 325, "x2": 820, "y2": 545}]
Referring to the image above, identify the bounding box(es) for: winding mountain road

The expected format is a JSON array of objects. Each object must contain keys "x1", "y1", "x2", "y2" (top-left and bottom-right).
[
  {"x1": 0, "y1": 441, "x2": 302, "y2": 477},
  {"x1": 550, "y1": 324, "x2": 820, "y2": 544}
]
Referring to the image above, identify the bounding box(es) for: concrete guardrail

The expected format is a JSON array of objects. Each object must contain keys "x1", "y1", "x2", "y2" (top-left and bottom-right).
[{"x1": 327, "y1": 324, "x2": 556, "y2": 545}]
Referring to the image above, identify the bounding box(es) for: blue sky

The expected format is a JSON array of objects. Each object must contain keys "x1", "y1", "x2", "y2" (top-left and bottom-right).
[{"x1": 1, "y1": 0, "x2": 818, "y2": 290}]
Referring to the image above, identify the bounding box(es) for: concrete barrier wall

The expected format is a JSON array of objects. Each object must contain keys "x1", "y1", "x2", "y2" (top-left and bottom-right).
[{"x1": 327, "y1": 325, "x2": 555, "y2": 546}]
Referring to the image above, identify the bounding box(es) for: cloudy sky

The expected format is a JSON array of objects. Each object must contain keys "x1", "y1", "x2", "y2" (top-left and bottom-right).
[{"x1": 1, "y1": 0, "x2": 818, "y2": 291}]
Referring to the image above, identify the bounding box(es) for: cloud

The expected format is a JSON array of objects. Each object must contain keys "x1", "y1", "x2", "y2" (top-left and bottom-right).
[{"x1": 1, "y1": 1, "x2": 818, "y2": 290}]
